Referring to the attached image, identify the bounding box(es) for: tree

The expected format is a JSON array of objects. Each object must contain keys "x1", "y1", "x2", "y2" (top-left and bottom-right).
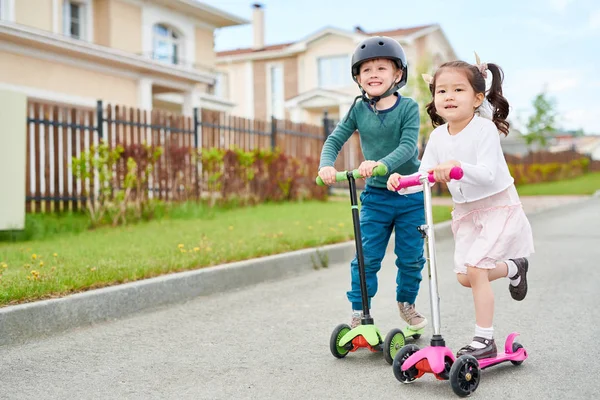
[
  {"x1": 524, "y1": 91, "x2": 558, "y2": 148},
  {"x1": 403, "y1": 55, "x2": 434, "y2": 153}
]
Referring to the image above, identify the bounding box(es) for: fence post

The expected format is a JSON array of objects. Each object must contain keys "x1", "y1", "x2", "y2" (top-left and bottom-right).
[
  {"x1": 193, "y1": 107, "x2": 201, "y2": 201},
  {"x1": 270, "y1": 115, "x2": 277, "y2": 150},
  {"x1": 96, "y1": 100, "x2": 104, "y2": 140},
  {"x1": 322, "y1": 110, "x2": 330, "y2": 142},
  {"x1": 321, "y1": 110, "x2": 332, "y2": 195}
]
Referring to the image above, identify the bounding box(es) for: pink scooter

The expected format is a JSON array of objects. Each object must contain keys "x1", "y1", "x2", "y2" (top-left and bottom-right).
[{"x1": 391, "y1": 167, "x2": 528, "y2": 397}]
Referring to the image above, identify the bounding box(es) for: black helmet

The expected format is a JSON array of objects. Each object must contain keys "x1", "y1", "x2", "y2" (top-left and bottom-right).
[{"x1": 351, "y1": 36, "x2": 408, "y2": 90}]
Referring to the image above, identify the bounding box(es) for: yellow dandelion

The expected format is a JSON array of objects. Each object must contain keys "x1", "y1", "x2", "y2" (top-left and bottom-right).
[
  {"x1": 90, "y1": 267, "x2": 97, "y2": 272},
  {"x1": 337, "y1": 223, "x2": 345, "y2": 227},
  {"x1": 228, "y1": 226, "x2": 234, "y2": 230},
  {"x1": 39, "y1": 261, "x2": 44, "y2": 267},
  {"x1": 1, "y1": 262, "x2": 7, "y2": 269},
  {"x1": 31, "y1": 254, "x2": 37, "y2": 260},
  {"x1": 193, "y1": 247, "x2": 200, "y2": 252},
  {"x1": 53, "y1": 253, "x2": 58, "y2": 257},
  {"x1": 178, "y1": 244, "x2": 184, "y2": 249},
  {"x1": 180, "y1": 249, "x2": 187, "y2": 253}
]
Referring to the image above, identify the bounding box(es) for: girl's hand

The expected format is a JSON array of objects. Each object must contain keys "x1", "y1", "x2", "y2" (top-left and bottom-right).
[
  {"x1": 318, "y1": 166, "x2": 338, "y2": 186},
  {"x1": 429, "y1": 160, "x2": 461, "y2": 183},
  {"x1": 387, "y1": 173, "x2": 402, "y2": 191},
  {"x1": 358, "y1": 160, "x2": 384, "y2": 179}
]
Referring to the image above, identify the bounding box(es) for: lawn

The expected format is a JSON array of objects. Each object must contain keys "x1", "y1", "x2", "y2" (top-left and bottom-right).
[
  {"x1": 0, "y1": 200, "x2": 452, "y2": 306},
  {"x1": 516, "y1": 171, "x2": 600, "y2": 196}
]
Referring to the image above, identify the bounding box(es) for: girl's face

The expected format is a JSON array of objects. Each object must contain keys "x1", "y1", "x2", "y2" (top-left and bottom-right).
[
  {"x1": 356, "y1": 58, "x2": 402, "y2": 98},
  {"x1": 433, "y1": 68, "x2": 484, "y2": 125}
]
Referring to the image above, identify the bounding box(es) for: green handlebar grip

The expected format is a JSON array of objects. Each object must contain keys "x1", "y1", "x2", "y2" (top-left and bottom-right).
[
  {"x1": 315, "y1": 164, "x2": 388, "y2": 185},
  {"x1": 372, "y1": 164, "x2": 388, "y2": 176}
]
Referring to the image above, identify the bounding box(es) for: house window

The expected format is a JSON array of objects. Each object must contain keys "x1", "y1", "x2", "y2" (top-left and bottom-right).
[
  {"x1": 63, "y1": 1, "x2": 85, "y2": 39},
  {"x1": 0, "y1": 0, "x2": 15, "y2": 21},
  {"x1": 269, "y1": 65, "x2": 284, "y2": 119},
  {"x1": 318, "y1": 55, "x2": 352, "y2": 89},
  {"x1": 213, "y1": 72, "x2": 226, "y2": 98},
  {"x1": 153, "y1": 23, "x2": 181, "y2": 65}
]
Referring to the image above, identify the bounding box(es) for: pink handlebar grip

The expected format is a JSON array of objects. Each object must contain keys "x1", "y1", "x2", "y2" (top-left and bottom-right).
[{"x1": 394, "y1": 166, "x2": 464, "y2": 191}]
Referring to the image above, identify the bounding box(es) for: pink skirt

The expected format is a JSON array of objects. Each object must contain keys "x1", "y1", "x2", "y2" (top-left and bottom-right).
[{"x1": 451, "y1": 185, "x2": 535, "y2": 274}]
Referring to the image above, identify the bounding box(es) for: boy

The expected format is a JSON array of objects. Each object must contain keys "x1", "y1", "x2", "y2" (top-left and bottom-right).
[{"x1": 318, "y1": 36, "x2": 427, "y2": 330}]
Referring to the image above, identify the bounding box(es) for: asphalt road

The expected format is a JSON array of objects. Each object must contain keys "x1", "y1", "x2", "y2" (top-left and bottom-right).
[{"x1": 1, "y1": 197, "x2": 599, "y2": 400}]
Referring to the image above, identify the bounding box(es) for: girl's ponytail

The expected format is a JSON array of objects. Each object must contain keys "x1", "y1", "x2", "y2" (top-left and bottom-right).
[{"x1": 485, "y1": 63, "x2": 510, "y2": 136}]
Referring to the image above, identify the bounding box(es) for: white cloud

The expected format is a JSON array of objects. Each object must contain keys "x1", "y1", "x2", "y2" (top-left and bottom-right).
[
  {"x1": 520, "y1": 15, "x2": 599, "y2": 39},
  {"x1": 561, "y1": 106, "x2": 600, "y2": 133},
  {"x1": 589, "y1": 9, "x2": 600, "y2": 30},
  {"x1": 550, "y1": 0, "x2": 575, "y2": 12},
  {"x1": 506, "y1": 67, "x2": 582, "y2": 95},
  {"x1": 503, "y1": 67, "x2": 590, "y2": 131}
]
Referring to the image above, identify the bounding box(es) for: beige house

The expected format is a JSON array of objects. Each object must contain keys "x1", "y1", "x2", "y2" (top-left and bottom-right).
[
  {"x1": 0, "y1": 0, "x2": 248, "y2": 115},
  {"x1": 216, "y1": 4, "x2": 457, "y2": 125}
]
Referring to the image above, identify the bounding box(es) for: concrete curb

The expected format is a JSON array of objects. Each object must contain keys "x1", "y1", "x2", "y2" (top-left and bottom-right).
[
  {"x1": 0, "y1": 240, "x2": 358, "y2": 347},
  {"x1": 0, "y1": 197, "x2": 590, "y2": 347}
]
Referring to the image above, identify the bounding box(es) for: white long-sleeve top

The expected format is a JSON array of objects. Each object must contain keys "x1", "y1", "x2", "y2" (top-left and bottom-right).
[{"x1": 419, "y1": 115, "x2": 514, "y2": 203}]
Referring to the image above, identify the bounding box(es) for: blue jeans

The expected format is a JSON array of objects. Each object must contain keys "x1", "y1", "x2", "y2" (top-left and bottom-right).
[{"x1": 348, "y1": 185, "x2": 426, "y2": 310}]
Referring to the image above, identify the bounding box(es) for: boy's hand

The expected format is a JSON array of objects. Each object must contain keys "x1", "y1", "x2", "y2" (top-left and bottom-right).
[
  {"x1": 318, "y1": 166, "x2": 338, "y2": 185},
  {"x1": 387, "y1": 173, "x2": 402, "y2": 191},
  {"x1": 358, "y1": 161, "x2": 384, "y2": 179},
  {"x1": 429, "y1": 160, "x2": 461, "y2": 183}
]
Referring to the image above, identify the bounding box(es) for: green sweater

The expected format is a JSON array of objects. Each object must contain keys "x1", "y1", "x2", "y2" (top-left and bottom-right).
[{"x1": 319, "y1": 95, "x2": 421, "y2": 188}]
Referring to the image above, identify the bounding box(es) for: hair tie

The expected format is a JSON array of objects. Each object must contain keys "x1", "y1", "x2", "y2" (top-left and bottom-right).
[{"x1": 474, "y1": 51, "x2": 488, "y2": 79}]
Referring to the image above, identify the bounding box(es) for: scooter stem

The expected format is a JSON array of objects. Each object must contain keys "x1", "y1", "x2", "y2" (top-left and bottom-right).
[
  {"x1": 421, "y1": 175, "x2": 442, "y2": 338},
  {"x1": 348, "y1": 172, "x2": 373, "y2": 324}
]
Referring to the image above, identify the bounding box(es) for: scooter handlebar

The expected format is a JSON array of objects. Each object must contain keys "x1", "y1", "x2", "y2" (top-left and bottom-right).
[
  {"x1": 316, "y1": 164, "x2": 388, "y2": 186},
  {"x1": 394, "y1": 166, "x2": 464, "y2": 190}
]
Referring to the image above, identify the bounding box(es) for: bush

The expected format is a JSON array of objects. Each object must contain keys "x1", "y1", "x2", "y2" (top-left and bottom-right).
[{"x1": 509, "y1": 158, "x2": 590, "y2": 185}]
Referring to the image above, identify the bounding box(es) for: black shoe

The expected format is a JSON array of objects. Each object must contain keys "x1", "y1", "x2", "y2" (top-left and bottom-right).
[
  {"x1": 509, "y1": 258, "x2": 529, "y2": 301},
  {"x1": 456, "y1": 337, "x2": 497, "y2": 360}
]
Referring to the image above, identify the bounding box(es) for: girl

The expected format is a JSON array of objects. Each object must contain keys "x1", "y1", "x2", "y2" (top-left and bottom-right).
[{"x1": 386, "y1": 58, "x2": 534, "y2": 360}]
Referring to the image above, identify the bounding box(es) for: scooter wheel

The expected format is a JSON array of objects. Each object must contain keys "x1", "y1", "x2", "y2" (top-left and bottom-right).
[
  {"x1": 392, "y1": 344, "x2": 420, "y2": 383},
  {"x1": 510, "y1": 342, "x2": 525, "y2": 366},
  {"x1": 330, "y1": 323, "x2": 351, "y2": 359},
  {"x1": 383, "y1": 328, "x2": 406, "y2": 365},
  {"x1": 450, "y1": 355, "x2": 480, "y2": 397}
]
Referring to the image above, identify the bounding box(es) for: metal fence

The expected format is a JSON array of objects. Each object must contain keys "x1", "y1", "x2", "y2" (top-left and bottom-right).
[{"x1": 24, "y1": 99, "x2": 339, "y2": 213}]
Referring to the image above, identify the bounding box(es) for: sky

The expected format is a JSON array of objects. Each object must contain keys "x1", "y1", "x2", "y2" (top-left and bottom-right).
[{"x1": 200, "y1": 0, "x2": 600, "y2": 134}]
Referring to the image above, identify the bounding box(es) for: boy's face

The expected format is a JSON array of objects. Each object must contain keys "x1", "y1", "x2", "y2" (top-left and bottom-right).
[{"x1": 356, "y1": 58, "x2": 402, "y2": 98}]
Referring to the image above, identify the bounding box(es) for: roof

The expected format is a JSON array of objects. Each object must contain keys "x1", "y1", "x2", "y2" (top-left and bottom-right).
[
  {"x1": 152, "y1": 0, "x2": 249, "y2": 28},
  {"x1": 217, "y1": 42, "x2": 294, "y2": 57},
  {"x1": 216, "y1": 24, "x2": 436, "y2": 57},
  {"x1": 366, "y1": 24, "x2": 436, "y2": 37}
]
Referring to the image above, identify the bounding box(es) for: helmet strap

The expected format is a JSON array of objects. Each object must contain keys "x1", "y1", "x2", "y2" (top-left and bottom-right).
[{"x1": 356, "y1": 80, "x2": 400, "y2": 115}]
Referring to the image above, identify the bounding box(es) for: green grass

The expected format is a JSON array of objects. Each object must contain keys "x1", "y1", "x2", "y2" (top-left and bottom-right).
[
  {"x1": 0, "y1": 201, "x2": 452, "y2": 307},
  {"x1": 516, "y1": 172, "x2": 600, "y2": 196}
]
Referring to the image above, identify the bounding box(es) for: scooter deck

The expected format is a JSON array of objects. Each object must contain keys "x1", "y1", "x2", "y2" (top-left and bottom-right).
[{"x1": 479, "y1": 347, "x2": 527, "y2": 369}]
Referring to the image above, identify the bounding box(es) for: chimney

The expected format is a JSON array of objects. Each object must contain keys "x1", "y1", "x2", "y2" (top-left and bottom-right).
[{"x1": 252, "y1": 3, "x2": 265, "y2": 50}]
